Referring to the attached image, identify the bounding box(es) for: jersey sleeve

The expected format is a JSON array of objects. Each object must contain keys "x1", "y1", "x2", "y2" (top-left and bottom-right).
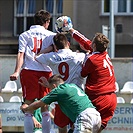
[
  {"x1": 41, "y1": 34, "x2": 55, "y2": 49},
  {"x1": 81, "y1": 55, "x2": 94, "y2": 77},
  {"x1": 72, "y1": 30, "x2": 93, "y2": 51},
  {"x1": 35, "y1": 53, "x2": 49, "y2": 65},
  {"x1": 18, "y1": 33, "x2": 28, "y2": 52},
  {"x1": 41, "y1": 89, "x2": 58, "y2": 104}
]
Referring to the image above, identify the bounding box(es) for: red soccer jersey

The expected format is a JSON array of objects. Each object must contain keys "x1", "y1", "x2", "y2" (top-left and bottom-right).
[
  {"x1": 73, "y1": 30, "x2": 117, "y2": 128},
  {"x1": 73, "y1": 31, "x2": 116, "y2": 95},
  {"x1": 81, "y1": 51, "x2": 116, "y2": 95}
]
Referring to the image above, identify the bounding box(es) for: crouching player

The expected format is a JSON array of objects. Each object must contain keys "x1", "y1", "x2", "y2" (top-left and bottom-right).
[{"x1": 21, "y1": 74, "x2": 101, "y2": 133}]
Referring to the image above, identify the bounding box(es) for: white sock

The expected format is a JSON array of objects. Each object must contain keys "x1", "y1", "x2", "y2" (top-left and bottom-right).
[
  {"x1": 24, "y1": 113, "x2": 34, "y2": 133},
  {"x1": 42, "y1": 111, "x2": 51, "y2": 133}
]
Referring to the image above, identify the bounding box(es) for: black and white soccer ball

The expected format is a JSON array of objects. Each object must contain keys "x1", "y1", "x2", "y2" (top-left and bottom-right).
[{"x1": 55, "y1": 16, "x2": 73, "y2": 34}]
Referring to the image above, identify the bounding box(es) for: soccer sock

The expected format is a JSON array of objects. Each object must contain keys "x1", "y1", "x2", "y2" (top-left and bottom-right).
[
  {"x1": 42, "y1": 111, "x2": 51, "y2": 133},
  {"x1": 24, "y1": 113, "x2": 34, "y2": 133}
]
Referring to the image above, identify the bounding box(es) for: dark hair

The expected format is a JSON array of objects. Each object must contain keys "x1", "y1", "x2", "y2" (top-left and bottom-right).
[
  {"x1": 92, "y1": 33, "x2": 110, "y2": 52},
  {"x1": 48, "y1": 74, "x2": 64, "y2": 86},
  {"x1": 34, "y1": 10, "x2": 51, "y2": 25},
  {"x1": 53, "y1": 33, "x2": 68, "y2": 50}
]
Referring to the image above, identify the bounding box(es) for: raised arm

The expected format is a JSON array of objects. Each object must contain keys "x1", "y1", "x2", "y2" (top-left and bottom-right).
[
  {"x1": 55, "y1": 16, "x2": 93, "y2": 52},
  {"x1": 20, "y1": 100, "x2": 45, "y2": 113},
  {"x1": 69, "y1": 28, "x2": 93, "y2": 52},
  {"x1": 37, "y1": 45, "x2": 54, "y2": 55}
]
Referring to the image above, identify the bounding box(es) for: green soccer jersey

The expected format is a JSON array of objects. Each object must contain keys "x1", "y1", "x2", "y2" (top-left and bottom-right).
[{"x1": 41, "y1": 83, "x2": 95, "y2": 122}]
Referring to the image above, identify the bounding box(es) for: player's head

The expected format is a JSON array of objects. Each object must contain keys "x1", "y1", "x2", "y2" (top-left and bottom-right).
[
  {"x1": 91, "y1": 33, "x2": 110, "y2": 52},
  {"x1": 53, "y1": 33, "x2": 70, "y2": 50},
  {"x1": 34, "y1": 9, "x2": 51, "y2": 28},
  {"x1": 48, "y1": 74, "x2": 64, "y2": 89}
]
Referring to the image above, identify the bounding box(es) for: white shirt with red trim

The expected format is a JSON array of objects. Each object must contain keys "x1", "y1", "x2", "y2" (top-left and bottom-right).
[
  {"x1": 36, "y1": 49, "x2": 85, "y2": 89},
  {"x1": 19, "y1": 25, "x2": 56, "y2": 71}
]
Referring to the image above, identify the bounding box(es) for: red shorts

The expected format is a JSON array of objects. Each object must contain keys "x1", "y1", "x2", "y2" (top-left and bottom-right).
[
  {"x1": 88, "y1": 92, "x2": 117, "y2": 128},
  {"x1": 54, "y1": 104, "x2": 73, "y2": 128},
  {"x1": 20, "y1": 69, "x2": 52, "y2": 100}
]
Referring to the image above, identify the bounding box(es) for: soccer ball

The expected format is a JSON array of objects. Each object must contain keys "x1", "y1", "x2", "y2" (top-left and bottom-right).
[{"x1": 55, "y1": 16, "x2": 72, "y2": 34}]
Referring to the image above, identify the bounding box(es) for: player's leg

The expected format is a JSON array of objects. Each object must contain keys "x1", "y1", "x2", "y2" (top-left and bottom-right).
[
  {"x1": 23, "y1": 105, "x2": 35, "y2": 133},
  {"x1": 20, "y1": 69, "x2": 42, "y2": 133},
  {"x1": 41, "y1": 105, "x2": 51, "y2": 133},
  {"x1": 20, "y1": 69, "x2": 36, "y2": 133},
  {"x1": 73, "y1": 108, "x2": 101, "y2": 133},
  {"x1": 68, "y1": 129, "x2": 74, "y2": 133},
  {"x1": 54, "y1": 104, "x2": 72, "y2": 133},
  {"x1": 39, "y1": 71, "x2": 52, "y2": 133},
  {"x1": 100, "y1": 93, "x2": 117, "y2": 129},
  {"x1": 0, "y1": 114, "x2": 2, "y2": 133},
  {"x1": 97, "y1": 126, "x2": 104, "y2": 133},
  {"x1": 67, "y1": 121, "x2": 74, "y2": 133},
  {"x1": 73, "y1": 112, "x2": 92, "y2": 133},
  {"x1": 58, "y1": 126, "x2": 67, "y2": 133},
  {"x1": 22, "y1": 99, "x2": 35, "y2": 133},
  {"x1": 89, "y1": 92, "x2": 117, "y2": 131}
]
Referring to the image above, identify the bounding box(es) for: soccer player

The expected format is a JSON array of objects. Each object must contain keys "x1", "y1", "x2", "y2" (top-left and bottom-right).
[
  {"x1": 35, "y1": 33, "x2": 85, "y2": 90},
  {"x1": 35, "y1": 33, "x2": 85, "y2": 133},
  {"x1": 58, "y1": 16, "x2": 117, "y2": 132},
  {"x1": 10, "y1": 10, "x2": 56, "y2": 133},
  {"x1": 21, "y1": 74, "x2": 101, "y2": 133},
  {"x1": 69, "y1": 29, "x2": 117, "y2": 132},
  {"x1": 71, "y1": 30, "x2": 117, "y2": 131}
]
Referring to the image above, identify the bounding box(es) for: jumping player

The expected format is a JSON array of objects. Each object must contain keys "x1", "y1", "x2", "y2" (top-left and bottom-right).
[
  {"x1": 69, "y1": 29, "x2": 117, "y2": 132},
  {"x1": 58, "y1": 16, "x2": 117, "y2": 132},
  {"x1": 10, "y1": 10, "x2": 56, "y2": 133},
  {"x1": 21, "y1": 74, "x2": 101, "y2": 133}
]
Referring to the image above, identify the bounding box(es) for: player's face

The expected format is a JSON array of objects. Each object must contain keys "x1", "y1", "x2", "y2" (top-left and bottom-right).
[
  {"x1": 91, "y1": 37, "x2": 97, "y2": 51},
  {"x1": 44, "y1": 20, "x2": 50, "y2": 29}
]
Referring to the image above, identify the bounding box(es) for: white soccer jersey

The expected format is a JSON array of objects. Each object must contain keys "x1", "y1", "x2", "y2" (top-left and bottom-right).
[
  {"x1": 36, "y1": 49, "x2": 85, "y2": 89},
  {"x1": 19, "y1": 25, "x2": 56, "y2": 71}
]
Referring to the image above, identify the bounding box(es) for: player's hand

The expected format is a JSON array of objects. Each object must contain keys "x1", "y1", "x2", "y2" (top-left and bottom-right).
[
  {"x1": 20, "y1": 103, "x2": 28, "y2": 112},
  {"x1": 10, "y1": 72, "x2": 19, "y2": 81},
  {"x1": 32, "y1": 116, "x2": 42, "y2": 128},
  {"x1": 34, "y1": 121, "x2": 42, "y2": 128},
  {"x1": 38, "y1": 76, "x2": 49, "y2": 88}
]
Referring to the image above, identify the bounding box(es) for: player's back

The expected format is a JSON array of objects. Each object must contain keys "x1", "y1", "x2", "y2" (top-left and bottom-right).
[
  {"x1": 82, "y1": 51, "x2": 116, "y2": 95},
  {"x1": 51, "y1": 49, "x2": 85, "y2": 89},
  {"x1": 19, "y1": 25, "x2": 55, "y2": 71},
  {"x1": 36, "y1": 49, "x2": 85, "y2": 89}
]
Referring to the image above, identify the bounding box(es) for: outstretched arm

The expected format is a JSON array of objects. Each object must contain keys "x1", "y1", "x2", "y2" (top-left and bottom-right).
[
  {"x1": 55, "y1": 16, "x2": 92, "y2": 52},
  {"x1": 20, "y1": 100, "x2": 45, "y2": 113},
  {"x1": 69, "y1": 28, "x2": 92, "y2": 52},
  {"x1": 37, "y1": 45, "x2": 54, "y2": 55}
]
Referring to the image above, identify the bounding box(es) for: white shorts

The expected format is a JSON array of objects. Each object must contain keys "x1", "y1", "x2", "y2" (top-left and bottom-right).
[{"x1": 73, "y1": 108, "x2": 101, "y2": 133}]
